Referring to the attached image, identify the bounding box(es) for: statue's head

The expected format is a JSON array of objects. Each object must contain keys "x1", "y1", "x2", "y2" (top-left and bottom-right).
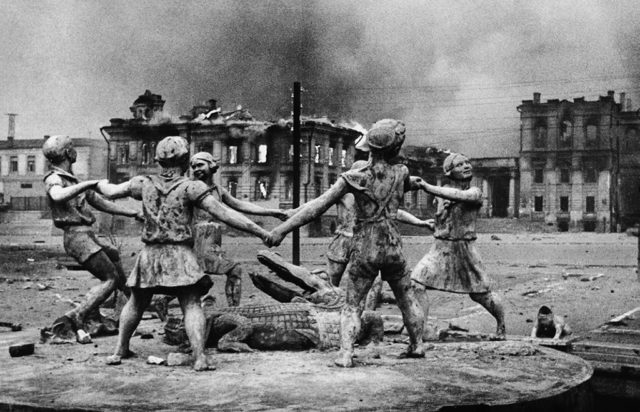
[
  {"x1": 443, "y1": 152, "x2": 473, "y2": 181},
  {"x1": 156, "y1": 136, "x2": 189, "y2": 169},
  {"x1": 43, "y1": 135, "x2": 76, "y2": 164},
  {"x1": 190, "y1": 152, "x2": 219, "y2": 182},
  {"x1": 366, "y1": 119, "x2": 406, "y2": 158}
]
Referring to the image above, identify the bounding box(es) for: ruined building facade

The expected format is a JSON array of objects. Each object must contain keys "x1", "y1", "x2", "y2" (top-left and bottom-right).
[
  {"x1": 518, "y1": 91, "x2": 640, "y2": 232},
  {"x1": 102, "y1": 90, "x2": 361, "y2": 233}
]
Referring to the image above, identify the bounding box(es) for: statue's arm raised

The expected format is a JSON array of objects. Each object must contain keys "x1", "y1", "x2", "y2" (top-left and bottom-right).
[
  {"x1": 198, "y1": 194, "x2": 270, "y2": 243},
  {"x1": 45, "y1": 174, "x2": 100, "y2": 203},
  {"x1": 220, "y1": 189, "x2": 288, "y2": 220},
  {"x1": 270, "y1": 179, "x2": 348, "y2": 245},
  {"x1": 396, "y1": 209, "x2": 434, "y2": 230},
  {"x1": 412, "y1": 177, "x2": 482, "y2": 204}
]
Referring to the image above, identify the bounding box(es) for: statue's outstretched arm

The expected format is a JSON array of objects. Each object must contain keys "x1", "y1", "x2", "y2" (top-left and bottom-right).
[
  {"x1": 198, "y1": 194, "x2": 270, "y2": 244},
  {"x1": 412, "y1": 177, "x2": 482, "y2": 204},
  {"x1": 221, "y1": 189, "x2": 287, "y2": 220},
  {"x1": 396, "y1": 209, "x2": 434, "y2": 230},
  {"x1": 270, "y1": 180, "x2": 348, "y2": 245}
]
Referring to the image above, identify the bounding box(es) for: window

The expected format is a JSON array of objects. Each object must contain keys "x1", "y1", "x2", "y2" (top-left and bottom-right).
[
  {"x1": 20, "y1": 183, "x2": 32, "y2": 189},
  {"x1": 560, "y1": 196, "x2": 569, "y2": 212},
  {"x1": 534, "y1": 124, "x2": 547, "y2": 148},
  {"x1": 287, "y1": 145, "x2": 294, "y2": 163},
  {"x1": 560, "y1": 168, "x2": 570, "y2": 183},
  {"x1": 534, "y1": 196, "x2": 543, "y2": 212},
  {"x1": 314, "y1": 176, "x2": 323, "y2": 198},
  {"x1": 128, "y1": 141, "x2": 137, "y2": 160},
  {"x1": 197, "y1": 142, "x2": 213, "y2": 154},
  {"x1": 586, "y1": 196, "x2": 595, "y2": 213},
  {"x1": 141, "y1": 143, "x2": 149, "y2": 165},
  {"x1": 533, "y1": 168, "x2": 544, "y2": 184},
  {"x1": 257, "y1": 144, "x2": 268, "y2": 164},
  {"x1": 559, "y1": 121, "x2": 572, "y2": 148},
  {"x1": 150, "y1": 142, "x2": 156, "y2": 163},
  {"x1": 624, "y1": 128, "x2": 639, "y2": 151},
  {"x1": 284, "y1": 178, "x2": 292, "y2": 200},
  {"x1": 10, "y1": 156, "x2": 18, "y2": 173},
  {"x1": 314, "y1": 145, "x2": 321, "y2": 164},
  {"x1": 585, "y1": 167, "x2": 597, "y2": 183},
  {"x1": 328, "y1": 147, "x2": 334, "y2": 166},
  {"x1": 341, "y1": 149, "x2": 347, "y2": 167},
  {"x1": 27, "y1": 156, "x2": 35, "y2": 173},
  {"x1": 585, "y1": 123, "x2": 598, "y2": 148},
  {"x1": 228, "y1": 146, "x2": 238, "y2": 164},
  {"x1": 227, "y1": 179, "x2": 238, "y2": 197},
  {"x1": 118, "y1": 145, "x2": 128, "y2": 165},
  {"x1": 255, "y1": 177, "x2": 269, "y2": 200}
]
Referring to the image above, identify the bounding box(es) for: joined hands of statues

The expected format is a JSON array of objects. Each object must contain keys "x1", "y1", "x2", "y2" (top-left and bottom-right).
[
  {"x1": 262, "y1": 229, "x2": 285, "y2": 248},
  {"x1": 95, "y1": 179, "x2": 110, "y2": 194},
  {"x1": 275, "y1": 210, "x2": 289, "y2": 221}
]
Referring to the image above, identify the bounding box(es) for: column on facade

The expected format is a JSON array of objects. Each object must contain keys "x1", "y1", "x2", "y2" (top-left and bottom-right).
[
  {"x1": 507, "y1": 172, "x2": 516, "y2": 217},
  {"x1": 481, "y1": 177, "x2": 490, "y2": 218},
  {"x1": 545, "y1": 156, "x2": 556, "y2": 224},
  {"x1": 570, "y1": 155, "x2": 583, "y2": 229},
  {"x1": 212, "y1": 140, "x2": 223, "y2": 188},
  {"x1": 321, "y1": 138, "x2": 330, "y2": 193},
  {"x1": 240, "y1": 140, "x2": 252, "y2": 200}
]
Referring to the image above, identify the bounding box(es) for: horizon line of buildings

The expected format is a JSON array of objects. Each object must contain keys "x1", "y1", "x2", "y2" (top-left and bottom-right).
[{"x1": 0, "y1": 89, "x2": 638, "y2": 233}]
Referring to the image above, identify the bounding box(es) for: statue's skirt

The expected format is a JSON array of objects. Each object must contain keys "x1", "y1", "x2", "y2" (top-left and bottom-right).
[
  {"x1": 128, "y1": 243, "x2": 211, "y2": 295},
  {"x1": 411, "y1": 238, "x2": 491, "y2": 294}
]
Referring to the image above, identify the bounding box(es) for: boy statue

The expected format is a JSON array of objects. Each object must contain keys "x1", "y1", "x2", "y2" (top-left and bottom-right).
[
  {"x1": 411, "y1": 153, "x2": 506, "y2": 339},
  {"x1": 190, "y1": 152, "x2": 287, "y2": 306},
  {"x1": 270, "y1": 119, "x2": 425, "y2": 367},
  {"x1": 98, "y1": 136, "x2": 272, "y2": 371},
  {"x1": 42, "y1": 135, "x2": 141, "y2": 343}
]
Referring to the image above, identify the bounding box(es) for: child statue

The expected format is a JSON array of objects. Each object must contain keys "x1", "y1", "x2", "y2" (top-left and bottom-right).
[
  {"x1": 190, "y1": 152, "x2": 287, "y2": 306},
  {"x1": 411, "y1": 153, "x2": 506, "y2": 339},
  {"x1": 270, "y1": 119, "x2": 425, "y2": 367},
  {"x1": 42, "y1": 135, "x2": 141, "y2": 343},
  {"x1": 97, "y1": 136, "x2": 272, "y2": 371}
]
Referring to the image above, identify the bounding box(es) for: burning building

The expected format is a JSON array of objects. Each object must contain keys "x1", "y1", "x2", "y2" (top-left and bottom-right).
[{"x1": 101, "y1": 90, "x2": 363, "y2": 234}]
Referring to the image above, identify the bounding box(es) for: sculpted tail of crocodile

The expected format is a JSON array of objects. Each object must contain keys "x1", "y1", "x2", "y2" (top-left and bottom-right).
[{"x1": 164, "y1": 250, "x2": 383, "y2": 352}]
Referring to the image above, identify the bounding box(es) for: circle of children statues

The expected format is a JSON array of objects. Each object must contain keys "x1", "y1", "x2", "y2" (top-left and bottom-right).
[{"x1": 41, "y1": 119, "x2": 506, "y2": 371}]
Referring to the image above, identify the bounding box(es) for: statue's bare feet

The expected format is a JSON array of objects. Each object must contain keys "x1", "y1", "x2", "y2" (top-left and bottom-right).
[
  {"x1": 494, "y1": 325, "x2": 506, "y2": 341},
  {"x1": 106, "y1": 349, "x2": 136, "y2": 365},
  {"x1": 334, "y1": 350, "x2": 354, "y2": 368},
  {"x1": 400, "y1": 343, "x2": 425, "y2": 359},
  {"x1": 193, "y1": 355, "x2": 216, "y2": 371}
]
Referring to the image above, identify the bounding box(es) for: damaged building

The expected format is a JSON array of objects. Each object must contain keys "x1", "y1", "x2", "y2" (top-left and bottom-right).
[
  {"x1": 401, "y1": 146, "x2": 519, "y2": 221},
  {"x1": 101, "y1": 90, "x2": 362, "y2": 234},
  {"x1": 518, "y1": 91, "x2": 640, "y2": 232}
]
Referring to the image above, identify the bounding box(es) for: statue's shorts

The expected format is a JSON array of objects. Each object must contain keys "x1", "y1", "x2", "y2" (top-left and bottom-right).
[
  {"x1": 344, "y1": 221, "x2": 408, "y2": 283},
  {"x1": 63, "y1": 226, "x2": 119, "y2": 264}
]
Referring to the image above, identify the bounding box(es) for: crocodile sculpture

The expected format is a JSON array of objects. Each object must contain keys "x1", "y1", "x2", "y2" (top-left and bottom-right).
[{"x1": 164, "y1": 250, "x2": 383, "y2": 352}]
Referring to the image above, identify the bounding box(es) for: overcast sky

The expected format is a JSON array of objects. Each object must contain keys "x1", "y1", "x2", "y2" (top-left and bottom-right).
[{"x1": 2, "y1": 0, "x2": 640, "y2": 157}]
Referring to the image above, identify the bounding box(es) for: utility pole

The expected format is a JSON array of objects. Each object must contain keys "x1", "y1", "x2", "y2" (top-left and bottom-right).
[{"x1": 292, "y1": 82, "x2": 301, "y2": 265}]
